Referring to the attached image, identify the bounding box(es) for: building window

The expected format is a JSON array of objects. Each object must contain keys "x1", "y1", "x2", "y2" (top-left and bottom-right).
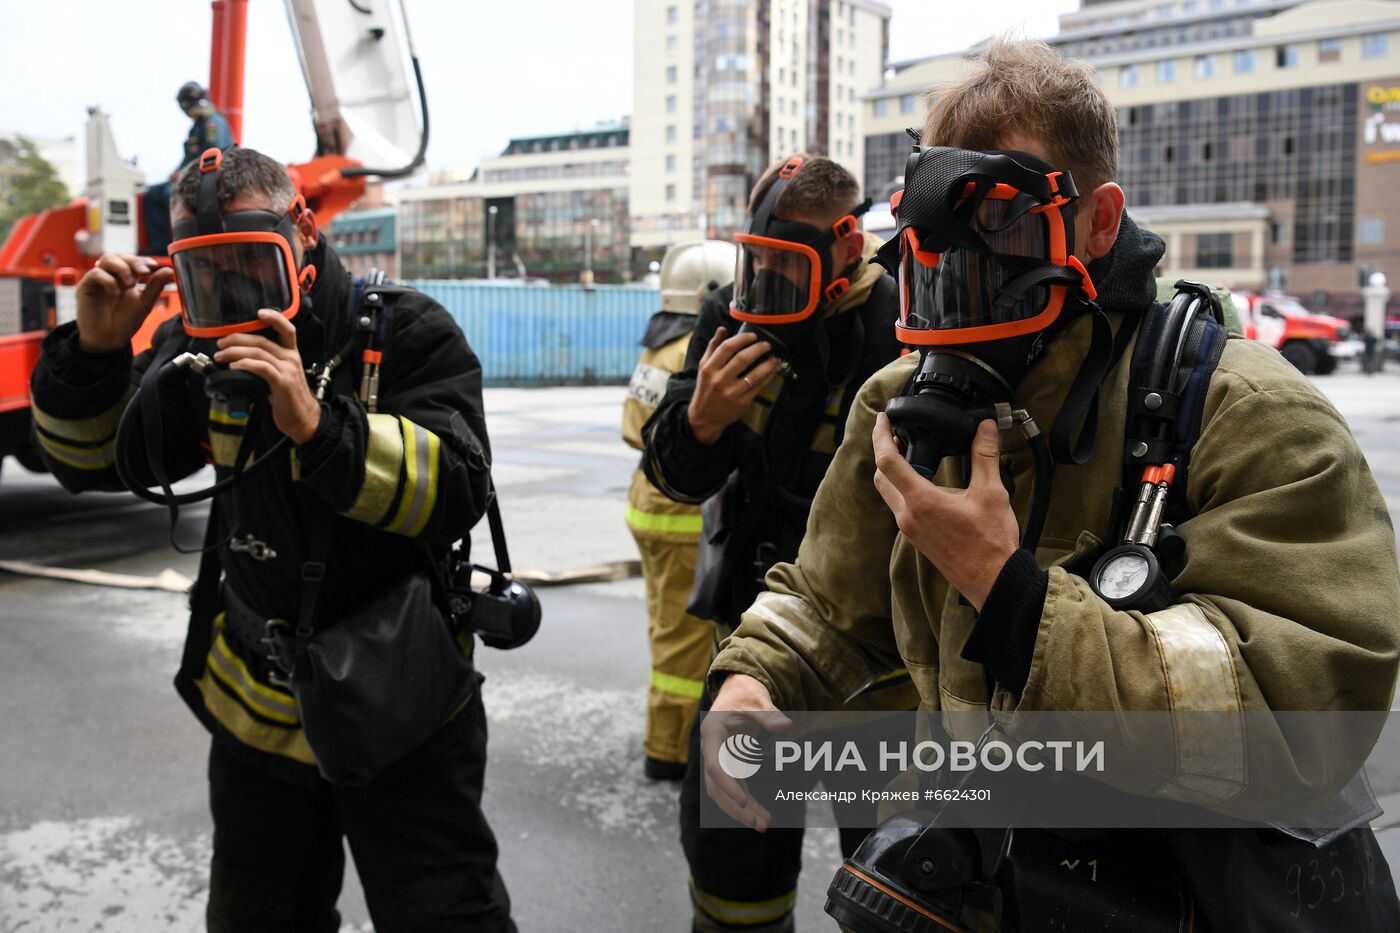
[
  {"x1": 1196, "y1": 232, "x2": 1234, "y2": 269},
  {"x1": 1194, "y1": 54, "x2": 1216, "y2": 78},
  {"x1": 1318, "y1": 38, "x2": 1342, "y2": 63},
  {"x1": 900, "y1": 94, "x2": 916, "y2": 114},
  {"x1": 874, "y1": 98, "x2": 889, "y2": 117},
  {"x1": 666, "y1": 4, "x2": 677, "y2": 24},
  {"x1": 1157, "y1": 59, "x2": 1177, "y2": 83},
  {"x1": 1234, "y1": 49, "x2": 1255, "y2": 73},
  {"x1": 666, "y1": 184, "x2": 676, "y2": 202},
  {"x1": 666, "y1": 65, "x2": 677, "y2": 83},
  {"x1": 666, "y1": 95, "x2": 677, "y2": 114},
  {"x1": 1360, "y1": 217, "x2": 1384, "y2": 246},
  {"x1": 666, "y1": 35, "x2": 677, "y2": 54},
  {"x1": 666, "y1": 154, "x2": 677, "y2": 172},
  {"x1": 1276, "y1": 44, "x2": 1299, "y2": 68},
  {"x1": 666, "y1": 125, "x2": 677, "y2": 144},
  {"x1": 1120, "y1": 64, "x2": 1141, "y2": 88},
  {"x1": 1271, "y1": 222, "x2": 1288, "y2": 246},
  {"x1": 1364, "y1": 33, "x2": 1389, "y2": 58}
]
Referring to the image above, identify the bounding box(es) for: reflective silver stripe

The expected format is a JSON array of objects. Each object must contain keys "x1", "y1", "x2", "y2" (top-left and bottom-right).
[
  {"x1": 1143, "y1": 603, "x2": 1247, "y2": 804},
  {"x1": 36, "y1": 433, "x2": 116, "y2": 470},
  {"x1": 383, "y1": 419, "x2": 440, "y2": 537},
  {"x1": 206, "y1": 633, "x2": 301, "y2": 724},
  {"x1": 30, "y1": 387, "x2": 132, "y2": 444},
  {"x1": 345, "y1": 413, "x2": 406, "y2": 525}
]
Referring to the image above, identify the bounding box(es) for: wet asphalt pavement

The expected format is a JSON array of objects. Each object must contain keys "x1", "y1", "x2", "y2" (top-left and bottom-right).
[{"x1": 2, "y1": 369, "x2": 1400, "y2": 931}]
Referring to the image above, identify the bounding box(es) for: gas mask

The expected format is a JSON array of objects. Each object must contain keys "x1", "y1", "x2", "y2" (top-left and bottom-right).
[
  {"x1": 731, "y1": 155, "x2": 871, "y2": 362},
  {"x1": 168, "y1": 147, "x2": 317, "y2": 408},
  {"x1": 874, "y1": 141, "x2": 1114, "y2": 550}
]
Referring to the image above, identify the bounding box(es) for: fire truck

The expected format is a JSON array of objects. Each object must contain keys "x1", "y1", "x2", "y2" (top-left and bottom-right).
[{"x1": 0, "y1": 0, "x2": 427, "y2": 480}]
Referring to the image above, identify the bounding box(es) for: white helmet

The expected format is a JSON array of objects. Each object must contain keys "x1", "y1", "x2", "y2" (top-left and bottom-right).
[{"x1": 660, "y1": 240, "x2": 737, "y2": 314}]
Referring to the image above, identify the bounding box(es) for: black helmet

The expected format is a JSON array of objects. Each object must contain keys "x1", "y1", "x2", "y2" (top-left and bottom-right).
[{"x1": 177, "y1": 81, "x2": 208, "y2": 110}]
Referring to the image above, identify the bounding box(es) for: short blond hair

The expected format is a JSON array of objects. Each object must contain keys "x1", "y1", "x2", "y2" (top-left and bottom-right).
[
  {"x1": 922, "y1": 38, "x2": 1118, "y2": 191},
  {"x1": 746, "y1": 153, "x2": 861, "y2": 222}
]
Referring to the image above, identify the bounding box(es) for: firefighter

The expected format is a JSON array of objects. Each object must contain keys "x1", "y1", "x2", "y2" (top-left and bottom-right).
[
  {"x1": 623, "y1": 239, "x2": 737, "y2": 781},
  {"x1": 641, "y1": 156, "x2": 918, "y2": 933},
  {"x1": 143, "y1": 82, "x2": 235, "y2": 256},
  {"x1": 30, "y1": 146, "x2": 513, "y2": 933},
  {"x1": 701, "y1": 40, "x2": 1400, "y2": 931}
]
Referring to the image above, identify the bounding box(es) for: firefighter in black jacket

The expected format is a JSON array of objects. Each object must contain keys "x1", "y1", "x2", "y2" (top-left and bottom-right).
[
  {"x1": 642, "y1": 155, "x2": 918, "y2": 933},
  {"x1": 29, "y1": 146, "x2": 513, "y2": 933}
]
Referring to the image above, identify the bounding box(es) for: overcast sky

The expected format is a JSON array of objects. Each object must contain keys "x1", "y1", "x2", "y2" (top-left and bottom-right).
[{"x1": 0, "y1": 0, "x2": 1077, "y2": 188}]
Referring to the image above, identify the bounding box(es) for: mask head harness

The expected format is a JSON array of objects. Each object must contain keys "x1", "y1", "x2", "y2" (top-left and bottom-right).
[
  {"x1": 875, "y1": 141, "x2": 1095, "y2": 350},
  {"x1": 168, "y1": 147, "x2": 317, "y2": 339},
  {"x1": 731, "y1": 155, "x2": 871, "y2": 329}
]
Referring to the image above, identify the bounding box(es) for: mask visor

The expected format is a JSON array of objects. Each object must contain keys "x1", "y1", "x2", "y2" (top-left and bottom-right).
[
  {"x1": 731, "y1": 234, "x2": 821, "y2": 324},
  {"x1": 898, "y1": 186, "x2": 1067, "y2": 345},
  {"x1": 170, "y1": 233, "x2": 300, "y2": 337}
]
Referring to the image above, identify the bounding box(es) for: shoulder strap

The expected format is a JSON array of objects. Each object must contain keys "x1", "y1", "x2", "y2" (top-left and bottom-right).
[{"x1": 1115, "y1": 280, "x2": 1229, "y2": 535}]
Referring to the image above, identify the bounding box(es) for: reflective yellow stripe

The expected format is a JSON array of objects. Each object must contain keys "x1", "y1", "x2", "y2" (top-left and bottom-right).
[
  {"x1": 345, "y1": 413, "x2": 405, "y2": 525},
  {"x1": 205, "y1": 616, "x2": 300, "y2": 726},
  {"x1": 36, "y1": 432, "x2": 116, "y2": 470},
  {"x1": 625, "y1": 505, "x2": 703, "y2": 536},
  {"x1": 871, "y1": 667, "x2": 911, "y2": 686},
  {"x1": 30, "y1": 387, "x2": 131, "y2": 443},
  {"x1": 651, "y1": 669, "x2": 705, "y2": 700},
  {"x1": 689, "y1": 879, "x2": 797, "y2": 926},
  {"x1": 196, "y1": 674, "x2": 315, "y2": 765},
  {"x1": 384, "y1": 418, "x2": 440, "y2": 537}
]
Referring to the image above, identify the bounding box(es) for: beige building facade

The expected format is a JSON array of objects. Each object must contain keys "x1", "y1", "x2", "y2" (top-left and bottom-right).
[{"x1": 863, "y1": 0, "x2": 1400, "y2": 314}]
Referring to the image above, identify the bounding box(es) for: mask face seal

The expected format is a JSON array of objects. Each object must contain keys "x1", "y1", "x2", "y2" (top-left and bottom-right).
[
  {"x1": 731, "y1": 155, "x2": 871, "y2": 351},
  {"x1": 876, "y1": 145, "x2": 1096, "y2": 349},
  {"x1": 168, "y1": 147, "x2": 316, "y2": 339}
]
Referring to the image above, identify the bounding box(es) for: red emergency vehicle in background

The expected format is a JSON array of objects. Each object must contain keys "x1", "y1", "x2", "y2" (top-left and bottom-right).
[
  {"x1": 1229, "y1": 290, "x2": 1363, "y2": 375},
  {"x1": 0, "y1": 0, "x2": 426, "y2": 481}
]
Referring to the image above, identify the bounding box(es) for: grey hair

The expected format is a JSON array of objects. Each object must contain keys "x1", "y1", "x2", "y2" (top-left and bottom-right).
[{"x1": 173, "y1": 146, "x2": 297, "y2": 216}]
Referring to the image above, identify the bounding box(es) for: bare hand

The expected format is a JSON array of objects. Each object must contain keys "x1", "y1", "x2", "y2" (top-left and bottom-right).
[
  {"x1": 701, "y1": 673, "x2": 792, "y2": 832},
  {"x1": 214, "y1": 309, "x2": 322, "y2": 444},
  {"x1": 686, "y1": 327, "x2": 781, "y2": 445},
  {"x1": 75, "y1": 254, "x2": 176, "y2": 353},
  {"x1": 872, "y1": 413, "x2": 1020, "y2": 611}
]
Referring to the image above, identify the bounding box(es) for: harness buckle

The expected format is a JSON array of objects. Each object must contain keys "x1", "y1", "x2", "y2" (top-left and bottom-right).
[{"x1": 260, "y1": 618, "x2": 296, "y2": 681}]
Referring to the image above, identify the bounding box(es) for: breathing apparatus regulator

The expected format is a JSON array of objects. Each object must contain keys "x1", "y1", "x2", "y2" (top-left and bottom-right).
[
  {"x1": 730, "y1": 155, "x2": 871, "y2": 371},
  {"x1": 873, "y1": 135, "x2": 1110, "y2": 554}
]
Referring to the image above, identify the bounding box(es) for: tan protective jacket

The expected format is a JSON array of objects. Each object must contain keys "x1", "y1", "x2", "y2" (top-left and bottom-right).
[
  {"x1": 624, "y1": 334, "x2": 704, "y2": 543},
  {"x1": 711, "y1": 312, "x2": 1400, "y2": 817}
]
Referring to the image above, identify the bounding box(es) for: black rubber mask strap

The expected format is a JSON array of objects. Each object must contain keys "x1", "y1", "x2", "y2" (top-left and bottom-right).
[{"x1": 1047, "y1": 305, "x2": 1115, "y2": 465}]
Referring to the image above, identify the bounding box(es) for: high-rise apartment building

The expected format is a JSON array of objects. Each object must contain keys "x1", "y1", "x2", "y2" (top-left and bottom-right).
[
  {"x1": 862, "y1": 0, "x2": 1400, "y2": 311},
  {"x1": 630, "y1": 0, "x2": 891, "y2": 262}
]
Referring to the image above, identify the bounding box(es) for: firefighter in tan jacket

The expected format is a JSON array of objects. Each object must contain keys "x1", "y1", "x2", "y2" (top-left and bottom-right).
[
  {"x1": 701, "y1": 42, "x2": 1400, "y2": 932},
  {"x1": 623, "y1": 240, "x2": 736, "y2": 779}
]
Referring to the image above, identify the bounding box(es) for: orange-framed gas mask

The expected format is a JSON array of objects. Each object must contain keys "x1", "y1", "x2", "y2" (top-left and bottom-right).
[
  {"x1": 731, "y1": 156, "x2": 871, "y2": 326},
  {"x1": 168, "y1": 148, "x2": 317, "y2": 338},
  {"x1": 873, "y1": 144, "x2": 1096, "y2": 347}
]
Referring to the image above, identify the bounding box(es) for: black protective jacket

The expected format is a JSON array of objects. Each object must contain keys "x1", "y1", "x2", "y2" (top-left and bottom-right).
[
  {"x1": 29, "y1": 238, "x2": 491, "y2": 783},
  {"x1": 641, "y1": 250, "x2": 900, "y2": 632}
]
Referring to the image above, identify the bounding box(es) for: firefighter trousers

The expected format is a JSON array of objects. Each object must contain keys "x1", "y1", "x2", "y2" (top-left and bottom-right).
[
  {"x1": 633, "y1": 532, "x2": 714, "y2": 764},
  {"x1": 679, "y1": 690, "x2": 874, "y2": 932},
  {"x1": 205, "y1": 690, "x2": 514, "y2": 933}
]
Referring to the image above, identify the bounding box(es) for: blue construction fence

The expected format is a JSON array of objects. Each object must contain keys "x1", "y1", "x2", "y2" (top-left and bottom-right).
[{"x1": 408, "y1": 281, "x2": 662, "y2": 386}]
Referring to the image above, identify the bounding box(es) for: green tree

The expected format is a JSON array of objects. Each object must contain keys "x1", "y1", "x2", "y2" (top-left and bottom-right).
[{"x1": 0, "y1": 136, "x2": 71, "y2": 243}]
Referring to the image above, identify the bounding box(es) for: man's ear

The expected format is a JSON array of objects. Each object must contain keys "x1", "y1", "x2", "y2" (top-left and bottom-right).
[
  {"x1": 297, "y1": 208, "x2": 318, "y2": 254},
  {"x1": 836, "y1": 230, "x2": 863, "y2": 273},
  {"x1": 1083, "y1": 183, "x2": 1125, "y2": 262}
]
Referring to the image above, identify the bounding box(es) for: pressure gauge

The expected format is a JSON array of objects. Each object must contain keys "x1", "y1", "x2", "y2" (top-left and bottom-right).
[{"x1": 1088, "y1": 544, "x2": 1174, "y2": 613}]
